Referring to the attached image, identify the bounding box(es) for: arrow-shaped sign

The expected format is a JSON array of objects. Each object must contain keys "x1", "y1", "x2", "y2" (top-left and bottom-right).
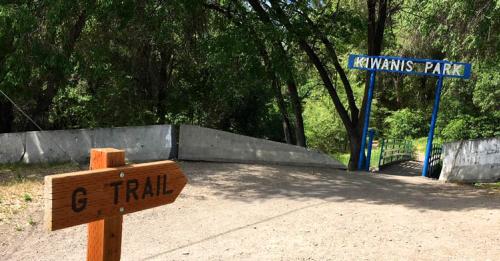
[{"x1": 44, "y1": 157, "x2": 187, "y2": 231}]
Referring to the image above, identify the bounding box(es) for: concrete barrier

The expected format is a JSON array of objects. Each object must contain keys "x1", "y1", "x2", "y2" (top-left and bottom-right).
[
  {"x1": 0, "y1": 133, "x2": 25, "y2": 163},
  {"x1": 0, "y1": 125, "x2": 175, "y2": 164},
  {"x1": 93, "y1": 125, "x2": 176, "y2": 162},
  {"x1": 2, "y1": 124, "x2": 345, "y2": 168},
  {"x1": 24, "y1": 129, "x2": 93, "y2": 163},
  {"x1": 439, "y1": 137, "x2": 500, "y2": 183},
  {"x1": 178, "y1": 125, "x2": 345, "y2": 168}
]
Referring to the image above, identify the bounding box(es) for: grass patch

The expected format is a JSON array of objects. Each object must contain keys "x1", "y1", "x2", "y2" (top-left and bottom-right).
[
  {"x1": 15, "y1": 224, "x2": 24, "y2": 232},
  {"x1": 23, "y1": 193, "x2": 32, "y2": 202},
  {"x1": 0, "y1": 162, "x2": 81, "y2": 227},
  {"x1": 474, "y1": 182, "x2": 500, "y2": 190},
  {"x1": 333, "y1": 147, "x2": 381, "y2": 170},
  {"x1": 0, "y1": 162, "x2": 80, "y2": 185},
  {"x1": 413, "y1": 137, "x2": 444, "y2": 154},
  {"x1": 334, "y1": 153, "x2": 350, "y2": 167},
  {"x1": 28, "y1": 216, "x2": 36, "y2": 226},
  {"x1": 413, "y1": 137, "x2": 428, "y2": 155},
  {"x1": 369, "y1": 148, "x2": 381, "y2": 168}
]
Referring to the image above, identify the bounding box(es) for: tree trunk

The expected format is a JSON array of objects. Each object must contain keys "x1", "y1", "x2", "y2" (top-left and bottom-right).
[
  {"x1": 353, "y1": 0, "x2": 388, "y2": 169},
  {"x1": 0, "y1": 98, "x2": 14, "y2": 133},
  {"x1": 281, "y1": 118, "x2": 293, "y2": 145},
  {"x1": 256, "y1": 38, "x2": 295, "y2": 144},
  {"x1": 31, "y1": 9, "x2": 89, "y2": 130},
  {"x1": 348, "y1": 133, "x2": 362, "y2": 170},
  {"x1": 286, "y1": 80, "x2": 306, "y2": 147},
  {"x1": 274, "y1": 78, "x2": 294, "y2": 144},
  {"x1": 156, "y1": 50, "x2": 175, "y2": 124},
  {"x1": 33, "y1": 78, "x2": 57, "y2": 130},
  {"x1": 249, "y1": 0, "x2": 390, "y2": 170}
]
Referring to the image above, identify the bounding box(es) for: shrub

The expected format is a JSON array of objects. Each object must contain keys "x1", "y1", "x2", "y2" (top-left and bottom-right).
[
  {"x1": 303, "y1": 89, "x2": 348, "y2": 154},
  {"x1": 441, "y1": 114, "x2": 500, "y2": 142},
  {"x1": 384, "y1": 108, "x2": 427, "y2": 139}
]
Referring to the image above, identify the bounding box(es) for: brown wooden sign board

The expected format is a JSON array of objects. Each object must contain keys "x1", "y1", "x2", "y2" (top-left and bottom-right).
[{"x1": 44, "y1": 156, "x2": 187, "y2": 231}]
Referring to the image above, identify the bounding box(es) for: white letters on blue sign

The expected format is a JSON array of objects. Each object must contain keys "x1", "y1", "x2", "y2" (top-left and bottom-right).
[
  {"x1": 353, "y1": 57, "x2": 366, "y2": 67},
  {"x1": 355, "y1": 57, "x2": 417, "y2": 72},
  {"x1": 390, "y1": 60, "x2": 400, "y2": 70},
  {"x1": 348, "y1": 54, "x2": 471, "y2": 79},
  {"x1": 452, "y1": 64, "x2": 461, "y2": 75},
  {"x1": 405, "y1": 61, "x2": 413, "y2": 72},
  {"x1": 423, "y1": 62, "x2": 463, "y2": 76},
  {"x1": 432, "y1": 63, "x2": 441, "y2": 74}
]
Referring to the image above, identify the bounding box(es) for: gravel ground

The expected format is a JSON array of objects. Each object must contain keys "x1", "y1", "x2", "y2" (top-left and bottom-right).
[{"x1": 1, "y1": 161, "x2": 499, "y2": 260}]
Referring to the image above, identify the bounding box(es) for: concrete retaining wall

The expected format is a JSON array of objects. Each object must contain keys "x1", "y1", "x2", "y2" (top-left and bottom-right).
[
  {"x1": 439, "y1": 137, "x2": 500, "y2": 183},
  {"x1": 1, "y1": 124, "x2": 346, "y2": 168},
  {"x1": 178, "y1": 125, "x2": 345, "y2": 168},
  {"x1": 0, "y1": 133, "x2": 25, "y2": 163},
  {"x1": 0, "y1": 125, "x2": 176, "y2": 164}
]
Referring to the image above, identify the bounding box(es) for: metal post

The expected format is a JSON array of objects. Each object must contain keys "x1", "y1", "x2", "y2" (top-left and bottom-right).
[
  {"x1": 422, "y1": 75, "x2": 444, "y2": 177},
  {"x1": 358, "y1": 71, "x2": 376, "y2": 170},
  {"x1": 365, "y1": 129, "x2": 375, "y2": 171},
  {"x1": 378, "y1": 138, "x2": 385, "y2": 168}
]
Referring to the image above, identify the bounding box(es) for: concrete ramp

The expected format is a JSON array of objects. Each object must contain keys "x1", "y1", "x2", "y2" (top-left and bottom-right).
[{"x1": 178, "y1": 125, "x2": 345, "y2": 168}]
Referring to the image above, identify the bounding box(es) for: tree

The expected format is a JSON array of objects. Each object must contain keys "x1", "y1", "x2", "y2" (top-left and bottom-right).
[
  {"x1": 204, "y1": 1, "x2": 308, "y2": 146},
  {"x1": 2, "y1": 0, "x2": 497, "y2": 164},
  {"x1": 246, "y1": 0, "x2": 392, "y2": 169},
  {"x1": 380, "y1": 0, "x2": 500, "y2": 141}
]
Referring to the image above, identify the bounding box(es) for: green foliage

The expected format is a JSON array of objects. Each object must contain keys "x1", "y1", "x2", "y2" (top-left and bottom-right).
[
  {"x1": 375, "y1": 0, "x2": 499, "y2": 143},
  {"x1": 474, "y1": 182, "x2": 500, "y2": 189},
  {"x1": 28, "y1": 216, "x2": 36, "y2": 226},
  {"x1": 334, "y1": 147, "x2": 380, "y2": 169},
  {"x1": 413, "y1": 137, "x2": 429, "y2": 155},
  {"x1": 441, "y1": 117, "x2": 470, "y2": 141},
  {"x1": 384, "y1": 109, "x2": 426, "y2": 139},
  {"x1": 474, "y1": 64, "x2": 500, "y2": 115},
  {"x1": 0, "y1": 1, "x2": 284, "y2": 140},
  {"x1": 49, "y1": 82, "x2": 94, "y2": 129},
  {"x1": 334, "y1": 153, "x2": 351, "y2": 167},
  {"x1": 303, "y1": 84, "x2": 348, "y2": 154},
  {"x1": 0, "y1": 0, "x2": 498, "y2": 152},
  {"x1": 23, "y1": 193, "x2": 32, "y2": 202},
  {"x1": 441, "y1": 115, "x2": 500, "y2": 142}
]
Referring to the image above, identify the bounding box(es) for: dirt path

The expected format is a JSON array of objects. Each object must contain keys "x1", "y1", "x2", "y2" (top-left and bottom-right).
[{"x1": 1, "y1": 162, "x2": 499, "y2": 260}]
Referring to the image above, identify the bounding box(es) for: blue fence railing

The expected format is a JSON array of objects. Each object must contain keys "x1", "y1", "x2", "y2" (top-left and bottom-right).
[
  {"x1": 378, "y1": 139, "x2": 414, "y2": 169},
  {"x1": 427, "y1": 143, "x2": 443, "y2": 178}
]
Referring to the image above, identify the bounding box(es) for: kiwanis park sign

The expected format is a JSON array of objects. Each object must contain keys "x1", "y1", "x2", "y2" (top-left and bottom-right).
[
  {"x1": 347, "y1": 54, "x2": 471, "y2": 177},
  {"x1": 348, "y1": 54, "x2": 472, "y2": 79}
]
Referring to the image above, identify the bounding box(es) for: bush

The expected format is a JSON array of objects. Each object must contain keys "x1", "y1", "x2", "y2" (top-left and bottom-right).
[
  {"x1": 303, "y1": 89, "x2": 348, "y2": 154},
  {"x1": 440, "y1": 116, "x2": 470, "y2": 141},
  {"x1": 384, "y1": 108, "x2": 427, "y2": 139},
  {"x1": 441, "y1": 114, "x2": 500, "y2": 142}
]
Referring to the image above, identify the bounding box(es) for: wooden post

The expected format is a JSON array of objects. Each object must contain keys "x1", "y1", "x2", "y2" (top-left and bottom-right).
[
  {"x1": 45, "y1": 148, "x2": 187, "y2": 260},
  {"x1": 87, "y1": 148, "x2": 125, "y2": 261}
]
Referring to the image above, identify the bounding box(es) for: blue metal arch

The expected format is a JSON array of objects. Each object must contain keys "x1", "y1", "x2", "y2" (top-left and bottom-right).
[{"x1": 348, "y1": 54, "x2": 471, "y2": 177}]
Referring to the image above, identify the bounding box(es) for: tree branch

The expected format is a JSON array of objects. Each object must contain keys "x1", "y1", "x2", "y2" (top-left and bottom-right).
[
  {"x1": 297, "y1": 9, "x2": 359, "y2": 123},
  {"x1": 250, "y1": 0, "x2": 353, "y2": 130}
]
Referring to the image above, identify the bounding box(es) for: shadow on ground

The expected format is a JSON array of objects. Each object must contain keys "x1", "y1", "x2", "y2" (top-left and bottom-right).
[
  {"x1": 378, "y1": 160, "x2": 423, "y2": 177},
  {"x1": 180, "y1": 161, "x2": 499, "y2": 212}
]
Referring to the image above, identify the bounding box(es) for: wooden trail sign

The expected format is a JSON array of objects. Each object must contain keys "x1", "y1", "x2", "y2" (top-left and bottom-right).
[{"x1": 44, "y1": 148, "x2": 187, "y2": 260}]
